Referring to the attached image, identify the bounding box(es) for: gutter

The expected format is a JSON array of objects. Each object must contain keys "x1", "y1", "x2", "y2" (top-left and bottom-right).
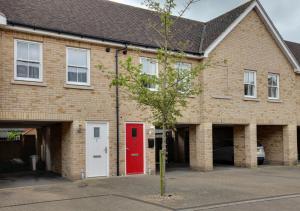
[{"x1": 0, "y1": 22, "x2": 204, "y2": 60}]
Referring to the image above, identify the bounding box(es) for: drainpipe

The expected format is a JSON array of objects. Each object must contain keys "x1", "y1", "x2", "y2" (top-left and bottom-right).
[{"x1": 115, "y1": 46, "x2": 127, "y2": 176}]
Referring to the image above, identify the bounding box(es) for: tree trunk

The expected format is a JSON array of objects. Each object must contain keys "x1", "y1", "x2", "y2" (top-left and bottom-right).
[{"x1": 160, "y1": 123, "x2": 167, "y2": 196}]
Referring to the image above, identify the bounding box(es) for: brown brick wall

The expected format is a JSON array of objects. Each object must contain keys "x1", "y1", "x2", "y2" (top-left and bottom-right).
[{"x1": 257, "y1": 125, "x2": 284, "y2": 164}]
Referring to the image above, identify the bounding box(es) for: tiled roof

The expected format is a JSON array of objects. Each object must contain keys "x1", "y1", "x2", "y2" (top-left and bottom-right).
[
  {"x1": 0, "y1": 0, "x2": 253, "y2": 54},
  {"x1": 285, "y1": 41, "x2": 300, "y2": 64}
]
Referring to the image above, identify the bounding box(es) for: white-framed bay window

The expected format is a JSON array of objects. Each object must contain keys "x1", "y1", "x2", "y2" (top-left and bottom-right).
[
  {"x1": 66, "y1": 47, "x2": 90, "y2": 85},
  {"x1": 14, "y1": 39, "x2": 43, "y2": 82},
  {"x1": 140, "y1": 57, "x2": 158, "y2": 91},
  {"x1": 244, "y1": 70, "x2": 256, "y2": 98},
  {"x1": 268, "y1": 73, "x2": 279, "y2": 99}
]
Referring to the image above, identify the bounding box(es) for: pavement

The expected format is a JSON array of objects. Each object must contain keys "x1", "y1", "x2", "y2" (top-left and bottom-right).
[
  {"x1": 1, "y1": 165, "x2": 300, "y2": 210},
  {"x1": 0, "y1": 171, "x2": 67, "y2": 189}
]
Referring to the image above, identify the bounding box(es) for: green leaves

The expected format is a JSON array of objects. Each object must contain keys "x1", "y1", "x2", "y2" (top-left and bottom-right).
[
  {"x1": 109, "y1": 0, "x2": 207, "y2": 129},
  {"x1": 7, "y1": 131, "x2": 21, "y2": 141},
  {"x1": 112, "y1": 53, "x2": 206, "y2": 128}
]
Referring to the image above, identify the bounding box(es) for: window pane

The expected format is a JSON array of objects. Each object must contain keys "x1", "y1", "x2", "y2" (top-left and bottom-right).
[
  {"x1": 28, "y1": 62, "x2": 40, "y2": 79},
  {"x1": 272, "y1": 75, "x2": 278, "y2": 86},
  {"x1": 244, "y1": 72, "x2": 248, "y2": 83},
  {"x1": 141, "y1": 58, "x2": 149, "y2": 74},
  {"x1": 268, "y1": 75, "x2": 272, "y2": 86},
  {"x1": 268, "y1": 74, "x2": 279, "y2": 98},
  {"x1": 245, "y1": 84, "x2": 255, "y2": 97},
  {"x1": 244, "y1": 84, "x2": 248, "y2": 96},
  {"x1": 94, "y1": 127, "x2": 100, "y2": 138},
  {"x1": 149, "y1": 62, "x2": 157, "y2": 75},
  {"x1": 28, "y1": 43, "x2": 40, "y2": 61},
  {"x1": 176, "y1": 62, "x2": 191, "y2": 73},
  {"x1": 77, "y1": 67, "x2": 87, "y2": 83},
  {"x1": 132, "y1": 128, "x2": 137, "y2": 138},
  {"x1": 17, "y1": 41, "x2": 28, "y2": 61},
  {"x1": 68, "y1": 66, "x2": 77, "y2": 82},
  {"x1": 17, "y1": 61, "x2": 28, "y2": 78},
  {"x1": 141, "y1": 58, "x2": 157, "y2": 76},
  {"x1": 272, "y1": 87, "x2": 276, "y2": 98},
  {"x1": 270, "y1": 87, "x2": 278, "y2": 98},
  {"x1": 182, "y1": 63, "x2": 192, "y2": 71},
  {"x1": 148, "y1": 83, "x2": 156, "y2": 90},
  {"x1": 68, "y1": 48, "x2": 87, "y2": 67},
  {"x1": 272, "y1": 87, "x2": 278, "y2": 98},
  {"x1": 141, "y1": 58, "x2": 148, "y2": 74},
  {"x1": 249, "y1": 72, "x2": 255, "y2": 85},
  {"x1": 249, "y1": 85, "x2": 254, "y2": 96}
]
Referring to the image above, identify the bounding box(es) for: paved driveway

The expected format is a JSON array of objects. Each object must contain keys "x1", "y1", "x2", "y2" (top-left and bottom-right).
[
  {"x1": 1, "y1": 166, "x2": 300, "y2": 210},
  {"x1": 0, "y1": 171, "x2": 67, "y2": 189}
]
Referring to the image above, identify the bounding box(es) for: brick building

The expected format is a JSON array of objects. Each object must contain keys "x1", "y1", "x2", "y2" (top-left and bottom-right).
[{"x1": 0, "y1": 0, "x2": 300, "y2": 179}]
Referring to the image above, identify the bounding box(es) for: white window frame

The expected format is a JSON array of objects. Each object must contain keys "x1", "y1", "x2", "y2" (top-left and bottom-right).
[
  {"x1": 175, "y1": 62, "x2": 192, "y2": 92},
  {"x1": 175, "y1": 62, "x2": 192, "y2": 72},
  {"x1": 244, "y1": 70, "x2": 257, "y2": 98},
  {"x1": 66, "y1": 47, "x2": 91, "y2": 86},
  {"x1": 268, "y1": 73, "x2": 280, "y2": 100},
  {"x1": 14, "y1": 39, "x2": 43, "y2": 82},
  {"x1": 139, "y1": 57, "x2": 159, "y2": 91}
]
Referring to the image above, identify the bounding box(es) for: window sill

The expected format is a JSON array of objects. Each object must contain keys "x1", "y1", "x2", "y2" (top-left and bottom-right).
[
  {"x1": 64, "y1": 84, "x2": 94, "y2": 90},
  {"x1": 268, "y1": 99, "x2": 282, "y2": 103},
  {"x1": 243, "y1": 97, "x2": 260, "y2": 102},
  {"x1": 11, "y1": 80, "x2": 47, "y2": 87},
  {"x1": 212, "y1": 95, "x2": 232, "y2": 100}
]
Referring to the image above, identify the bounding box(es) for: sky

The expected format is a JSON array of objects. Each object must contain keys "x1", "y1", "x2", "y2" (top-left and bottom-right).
[{"x1": 109, "y1": 0, "x2": 300, "y2": 43}]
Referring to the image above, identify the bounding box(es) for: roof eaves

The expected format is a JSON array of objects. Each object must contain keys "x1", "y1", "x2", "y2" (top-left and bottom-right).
[
  {"x1": 3, "y1": 21, "x2": 205, "y2": 59},
  {"x1": 203, "y1": 0, "x2": 257, "y2": 57},
  {"x1": 255, "y1": 0, "x2": 300, "y2": 71},
  {"x1": 202, "y1": 0, "x2": 300, "y2": 71},
  {"x1": 199, "y1": 24, "x2": 207, "y2": 53}
]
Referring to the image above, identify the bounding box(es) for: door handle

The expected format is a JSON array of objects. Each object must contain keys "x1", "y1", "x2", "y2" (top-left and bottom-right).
[
  {"x1": 104, "y1": 147, "x2": 107, "y2": 154},
  {"x1": 93, "y1": 155, "x2": 101, "y2": 158}
]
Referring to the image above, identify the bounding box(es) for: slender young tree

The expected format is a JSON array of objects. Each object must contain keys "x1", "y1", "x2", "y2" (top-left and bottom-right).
[{"x1": 111, "y1": 0, "x2": 207, "y2": 196}]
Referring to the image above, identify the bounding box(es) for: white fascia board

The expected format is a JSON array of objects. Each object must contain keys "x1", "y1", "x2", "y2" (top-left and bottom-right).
[
  {"x1": 254, "y1": 2, "x2": 300, "y2": 71},
  {"x1": 0, "y1": 13, "x2": 7, "y2": 25},
  {"x1": 0, "y1": 24, "x2": 204, "y2": 60},
  {"x1": 203, "y1": 1, "x2": 300, "y2": 72}
]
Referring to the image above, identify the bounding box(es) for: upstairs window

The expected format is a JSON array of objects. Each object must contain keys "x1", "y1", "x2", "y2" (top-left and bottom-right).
[
  {"x1": 244, "y1": 70, "x2": 256, "y2": 98},
  {"x1": 268, "y1": 73, "x2": 279, "y2": 99},
  {"x1": 14, "y1": 40, "x2": 42, "y2": 82},
  {"x1": 175, "y1": 62, "x2": 192, "y2": 92},
  {"x1": 140, "y1": 57, "x2": 158, "y2": 91},
  {"x1": 66, "y1": 47, "x2": 90, "y2": 85},
  {"x1": 175, "y1": 62, "x2": 192, "y2": 76}
]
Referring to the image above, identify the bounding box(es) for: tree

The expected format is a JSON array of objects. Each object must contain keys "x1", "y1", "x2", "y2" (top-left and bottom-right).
[
  {"x1": 111, "y1": 0, "x2": 207, "y2": 196},
  {"x1": 7, "y1": 130, "x2": 21, "y2": 141}
]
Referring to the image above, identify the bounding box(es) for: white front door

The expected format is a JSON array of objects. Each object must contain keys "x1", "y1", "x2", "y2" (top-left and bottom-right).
[{"x1": 86, "y1": 122, "x2": 108, "y2": 177}]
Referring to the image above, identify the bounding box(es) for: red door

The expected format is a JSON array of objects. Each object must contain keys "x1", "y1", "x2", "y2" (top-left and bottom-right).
[{"x1": 126, "y1": 123, "x2": 144, "y2": 175}]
